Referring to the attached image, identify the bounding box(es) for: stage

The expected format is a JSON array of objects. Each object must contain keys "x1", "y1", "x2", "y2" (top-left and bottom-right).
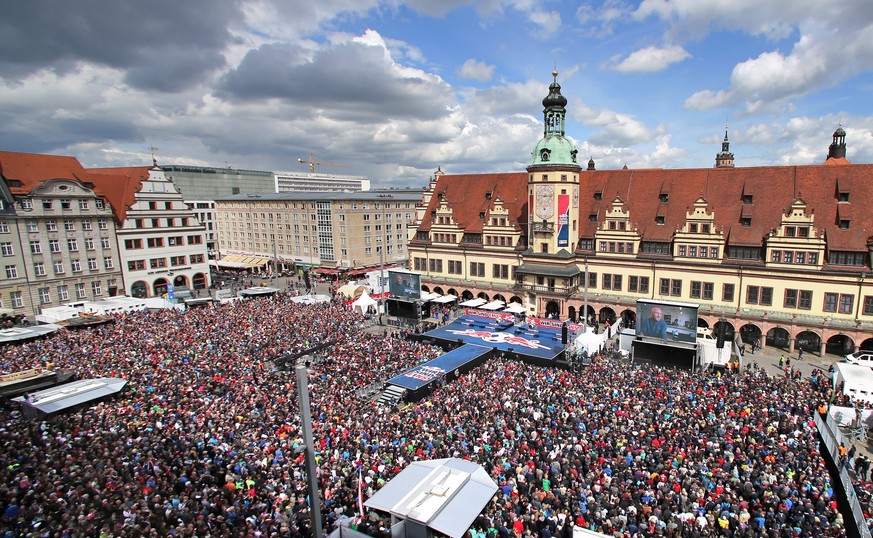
[
  {"x1": 386, "y1": 344, "x2": 492, "y2": 401},
  {"x1": 414, "y1": 315, "x2": 567, "y2": 365}
]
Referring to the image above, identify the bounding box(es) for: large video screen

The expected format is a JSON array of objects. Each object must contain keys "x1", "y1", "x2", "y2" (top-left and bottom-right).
[
  {"x1": 388, "y1": 270, "x2": 421, "y2": 300},
  {"x1": 636, "y1": 300, "x2": 699, "y2": 344}
]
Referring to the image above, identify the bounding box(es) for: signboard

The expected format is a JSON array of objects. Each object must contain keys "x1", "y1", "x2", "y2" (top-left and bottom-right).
[
  {"x1": 557, "y1": 194, "x2": 570, "y2": 247},
  {"x1": 464, "y1": 309, "x2": 515, "y2": 322},
  {"x1": 388, "y1": 270, "x2": 421, "y2": 300},
  {"x1": 166, "y1": 282, "x2": 175, "y2": 301},
  {"x1": 636, "y1": 299, "x2": 699, "y2": 344}
]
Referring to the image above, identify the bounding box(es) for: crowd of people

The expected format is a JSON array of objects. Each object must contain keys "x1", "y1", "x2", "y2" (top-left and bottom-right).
[{"x1": 0, "y1": 291, "x2": 850, "y2": 537}]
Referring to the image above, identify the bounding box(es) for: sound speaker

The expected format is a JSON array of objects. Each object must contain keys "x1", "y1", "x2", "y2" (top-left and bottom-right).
[
  {"x1": 716, "y1": 323, "x2": 726, "y2": 349},
  {"x1": 562, "y1": 324, "x2": 568, "y2": 344}
]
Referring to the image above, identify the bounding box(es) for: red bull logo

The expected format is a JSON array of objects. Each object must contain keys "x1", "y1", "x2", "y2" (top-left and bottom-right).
[{"x1": 446, "y1": 329, "x2": 550, "y2": 350}]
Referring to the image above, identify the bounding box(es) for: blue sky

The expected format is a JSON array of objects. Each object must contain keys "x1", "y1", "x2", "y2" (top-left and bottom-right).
[{"x1": 1, "y1": 0, "x2": 871, "y2": 187}]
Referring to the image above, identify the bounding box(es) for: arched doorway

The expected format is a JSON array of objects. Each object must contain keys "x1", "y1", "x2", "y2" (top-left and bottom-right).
[
  {"x1": 697, "y1": 318, "x2": 709, "y2": 328},
  {"x1": 131, "y1": 281, "x2": 149, "y2": 298},
  {"x1": 447, "y1": 288, "x2": 459, "y2": 298},
  {"x1": 509, "y1": 296, "x2": 523, "y2": 304},
  {"x1": 739, "y1": 323, "x2": 761, "y2": 345},
  {"x1": 861, "y1": 338, "x2": 873, "y2": 351},
  {"x1": 477, "y1": 292, "x2": 490, "y2": 301},
  {"x1": 826, "y1": 334, "x2": 855, "y2": 356},
  {"x1": 173, "y1": 275, "x2": 189, "y2": 289},
  {"x1": 766, "y1": 327, "x2": 791, "y2": 350},
  {"x1": 713, "y1": 320, "x2": 735, "y2": 343},
  {"x1": 796, "y1": 331, "x2": 821, "y2": 355},
  {"x1": 192, "y1": 273, "x2": 207, "y2": 290},
  {"x1": 153, "y1": 278, "x2": 169, "y2": 297},
  {"x1": 493, "y1": 294, "x2": 506, "y2": 303},
  {"x1": 421, "y1": 285, "x2": 430, "y2": 292},
  {"x1": 620, "y1": 309, "x2": 636, "y2": 329},
  {"x1": 598, "y1": 307, "x2": 616, "y2": 325},
  {"x1": 461, "y1": 290, "x2": 474, "y2": 301},
  {"x1": 545, "y1": 301, "x2": 560, "y2": 319},
  {"x1": 433, "y1": 287, "x2": 444, "y2": 295},
  {"x1": 581, "y1": 305, "x2": 596, "y2": 325},
  {"x1": 567, "y1": 306, "x2": 576, "y2": 322}
]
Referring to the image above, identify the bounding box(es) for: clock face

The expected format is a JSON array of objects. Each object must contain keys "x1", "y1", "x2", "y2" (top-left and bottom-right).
[{"x1": 535, "y1": 185, "x2": 555, "y2": 219}]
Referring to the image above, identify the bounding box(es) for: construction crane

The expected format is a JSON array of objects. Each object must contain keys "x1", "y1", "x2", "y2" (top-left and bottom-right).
[{"x1": 298, "y1": 153, "x2": 349, "y2": 173}]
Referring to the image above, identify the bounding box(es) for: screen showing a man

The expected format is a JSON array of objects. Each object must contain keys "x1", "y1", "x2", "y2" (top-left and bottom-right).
[
  {"x1": 640, "y1": 306, "x2": 668, "y2": 340},
  {"x1": 388, "y1": 271, "x2": 421, "y2": 300}
]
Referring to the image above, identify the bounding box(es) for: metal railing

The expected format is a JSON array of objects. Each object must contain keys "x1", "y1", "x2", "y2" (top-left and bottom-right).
[{"x1": 814, "y1": 412, "x2": 872, "y2": 538}]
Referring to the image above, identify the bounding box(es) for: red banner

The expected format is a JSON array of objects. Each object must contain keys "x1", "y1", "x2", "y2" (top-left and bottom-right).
[{"x1": 464, "y1": 309, "x2": 515, "y2": 322}]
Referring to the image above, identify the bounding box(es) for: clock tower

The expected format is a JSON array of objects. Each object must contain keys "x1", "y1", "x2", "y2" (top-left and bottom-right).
[{"x1": 527, "y1": 71, "x2": 581, "y2": 255}]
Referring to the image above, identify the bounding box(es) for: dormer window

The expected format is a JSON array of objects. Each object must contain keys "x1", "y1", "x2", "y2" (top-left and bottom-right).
[
  {"x1": 840, "y1": 220, "x2": 850, "y2": 230},
  {"x1": 741, "y1": 217, "x2": 751, "y2": 227},
  {"x1": 798, "y1": 227, "x2": 809, "y2": 237},
  {"x1": 485, "y1": 191, "x2": 492, "y2": 200},
  {"x1": 702, "y1": 224, "x2": 710, "y2": 234},
  {"x1": 689, "y1": 223, "x2": 698, "y2": 233},
  {"x1": 540, "y1": 149, "x2": 551, "y2": 161},
  {"x1": 785, "y1": 226, "x2": 795, "y2": 237},
  {"x1": 743, "y1": 195, "x2": 753, "y2": 204},
  {"x1": 656, "y1": 216, "x2": 665, "y2": 225},
  {"x1": 838, "y1": 192, "x2": 849, "y2": 202},
  {"x1": 659, "y1": 193, "x2": 669, "y2": 202},
  {"x1": 479, "y1": 212, "x2": 486, "y2": 220},
  {"x1": 589, "y1": 214, "x2": 597, "y2": 222},
  {"x1": 594, "y1": 191, "x2": 602, "y2": 201}
]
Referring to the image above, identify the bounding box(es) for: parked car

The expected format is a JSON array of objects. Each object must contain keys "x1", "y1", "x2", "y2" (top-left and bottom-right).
[{"x1": 845, "y1": 350, "x2": 873, "y2": 368}]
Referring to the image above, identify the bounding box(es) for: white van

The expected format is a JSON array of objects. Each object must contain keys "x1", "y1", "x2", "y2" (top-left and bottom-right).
[{"x1": 696, "y1": 327, "x2": 714, "y2": 340}]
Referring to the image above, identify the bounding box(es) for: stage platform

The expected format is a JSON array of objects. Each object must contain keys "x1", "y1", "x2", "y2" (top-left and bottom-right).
[
  {"x1": 386, "y1": 344, "x2": 492, "y2": 401},
  {"x1": 417, "y1": 316, "x2": 566, "y2": 364}
]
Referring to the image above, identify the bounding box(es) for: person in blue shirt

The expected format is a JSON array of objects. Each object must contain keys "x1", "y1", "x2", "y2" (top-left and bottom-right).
[{"x1": 640, "y1": 306, "x2": 668, "y2": 339}]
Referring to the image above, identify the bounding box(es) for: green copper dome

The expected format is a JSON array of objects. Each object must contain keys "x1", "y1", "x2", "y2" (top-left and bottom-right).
[{"x1": 528, "y1": 71, "x2": 580, "y2": 169}]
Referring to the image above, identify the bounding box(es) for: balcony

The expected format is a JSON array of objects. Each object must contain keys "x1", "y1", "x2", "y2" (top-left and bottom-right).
[
  {"x1": 532, "y1": 221, "x2": 555, "y2": 233},
  {"x1": 513, "y1": 282, "x2": 575, "y2": 297}
]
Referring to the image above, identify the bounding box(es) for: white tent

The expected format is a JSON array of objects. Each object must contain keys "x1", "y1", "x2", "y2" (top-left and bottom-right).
[
  {"x1": 432, "y1": 294, "x2": 458, "y2": 304},
  {"x1": 574, "y1": 327, "x2": 606, "y2": 355},
  {"x1": 503, "y1": 303, "x2": 526, "y2": 314},
  {"x1": 459, "y1": 298, "x2": 487, "y2": 307},
  {"x1": 351, "y1": 290, "x2": 378, "y2": 315},
  {"x1": 479, "y1": 300, "x2": 505, "y2": 311},
  {"x1": 420, "y1": 291, "x2": 442, "y2": 302}
]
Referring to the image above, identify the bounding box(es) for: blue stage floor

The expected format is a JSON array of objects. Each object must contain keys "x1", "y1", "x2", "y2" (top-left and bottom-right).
[
  {"x1": 387, "y1": 344, "x2": 491, "y2": 391},
  {"x1": 422, "y1": 316, "x2": 566, "y2": 361}
]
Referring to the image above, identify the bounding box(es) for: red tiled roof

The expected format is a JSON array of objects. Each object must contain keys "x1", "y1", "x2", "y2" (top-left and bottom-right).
[
  {"x1": 426, "y1": 163, "x2": 873, "y2": 255},
  {"x1": 87, "y1": 167, "x2": 151, "y2": 222},
  {"x1": 418, "y1": 172, "x2": 528, "y2": 233},
  {"x1": 0, "y1": 151, "x2": 144, "y2": 222}
]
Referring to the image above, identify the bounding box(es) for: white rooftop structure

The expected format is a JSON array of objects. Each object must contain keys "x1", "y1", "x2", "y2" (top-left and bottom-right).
[
  {"x1": 274, "y1": 171, "x2": 371, "y2": 192},
  {"x1": 364, "y1": 458, "x2": 497, "y2": 538}
]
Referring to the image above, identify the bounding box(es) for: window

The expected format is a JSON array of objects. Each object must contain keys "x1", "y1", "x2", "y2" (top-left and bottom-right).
[
  {"x1": 91, "y1": 281, "x2": 102, "y2": 297},
  {"x1": 655, "y1": 216, "x2": 665, "y2": 225},
  {"x1": 82, "y1": 220, "x2": 92, "y2": 231},
  {"x1": 470, "y1": 262, "x2": 485, "y2": 277},
  {"x1": 678, "y1": 246, "x2": 686, "y2": 257},
  {"x1": 64, "y1": 220, "x2": 75, "y2": 231},
  {"x1": 639, "y1": 276, "x2": 649, "y2": 294},
  {"x1": 839, "y1": 294, "x2": 854, "y2": 314},
  {"x1": 39, "y1": 288, "x2": 50, "y2": 304},
  {"x1": 58, "y1": 285, "x2": 69, "y2": 302},
  {"x1": 690, "y1": 281, "x2": 702, "y2": 299},
  {"x1": 34, "y1": 262, "x2": 45, "y2": 276},
  {"x1": 104, "y1": 257, "x2": 114, "y2": 269},
  {"x1": 864, "y1": 296, "x2": 873, "y2": 316},
  {"x1": 43, "y1": 200, "x2": 53, "y2": 210},
  {"x1": 603, "y1": 274, "x2": 612, "y2": 290},
  {"x1": 660, "y1": 278, "x2": 670, "y2": 296},
  {"x1": 629, "y1": 276, "x2": 639, "y2": 293},
  {"x1": 125, "y1": 239, "x2": 143, "y2": 249},
  {"x1": 703, "y1": 282, "x2": 714, "y2": 300},
  {"x1": 53, "y1": 261, "x2": 64, "y2": 274},
  {"x1": 741, "y1": 218, "x2": 751, "y2": 227},
  {"x1": 21, "y1": 199, "x2": 33, "y2": 210},
  {"x1": 98, "y1": 219, "x2": 108, "y2": 230},
  {"x1": 784, "y1": 289, "x2": 798, "y2": 309},
  {"x1": 147, "y1": 237, "x2": 164, "y2": 248},
  {"x1": 11, "y1": 291, "x2": 22, "y2": 307},
  {"x1": 85, "y1": 258, "x2": 96, "y2": 271},
  {"x1": 0, "y1": 222, "x2": 7, "y2": 233},
  {"x1": 799, "y1": 290, "x2": 812, "y2": 310},
  {"x1": 101, "y1": 238, "x2": 111, "y2": 249},
  {"x1": 75, "y1": 283, "x2": 86, "y2": 299},
  {"x1": 0, "y1": 242, "x2": 13, "y2": 256},
  {"x1": 127, "y1": 260, "x2": 146, "y2": 271},
  {"x1": 745, "y1": 286, "x2": 772, "y2": 306},
  {"x1": 723, "y1": 284, "x2": 735, "y2": 303},
  {"x1": 67, "y1": 239, "x2": 78, "y2": 252},
  {"x1": 613, "y1": 275, "x2": 622, "y2": 291},
  {"x1": 671, "y1": 279, "x2": 681, "y2": 297},
  {"x1": 26, "y1": 220, "x2": 38, "y2": 232},
  {"x1": 5, "y1": 265, "x2": 17, "y2": 279},
  {"x1": 79, "y1": 199, "x2": 89, "y2": 210},
  {"x1": 689, "y1": 246, "x2": 697, "y2": 257},
  {"x1": 727, "y1": 247, "x2": 760, "y2": 260},
  {"x1": 187, "y1": 235, "x2": 202, "y2": 245},
  {"x1": 428, "y1": 259, "x2": 443, "y2": 273},
  {"x1": 71, "y1": 259, "x2": 81, "y2": 272},
  {"x1": 742, "y1": 195, "x2": 753, "y2": 204},
  {"x1": 829, "y1": 251, "x2": 866, "y2": 266},
  {"x1": 771, "y1": 251, "x2": 781, "y2": 263},
  {"x1": 641, "y1": 242, "x2": 671, "y2": 255},
  {"x1": 149, "y1": 258, "x2": 167, "y2": 269},
  {"x1": 85, "y1": 238, "x2": 94, "y2": 251},
  {"x1": 492, "y1": 264, "x2": 509, "y2": 279},
  {"x1": 839, "y1": 220, "x2": 850, "y2": 230},
  {"x1": 189, "y1": 254, "x2": 204, "y2": 264},
  {"x1": 95, "y1": 199, "x2": 104, "y2": 210}
]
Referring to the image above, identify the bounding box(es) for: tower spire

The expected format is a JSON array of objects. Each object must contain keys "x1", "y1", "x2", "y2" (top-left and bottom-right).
[{"x1": 715, "y1": 123, "x2": 734, "y2": 168}]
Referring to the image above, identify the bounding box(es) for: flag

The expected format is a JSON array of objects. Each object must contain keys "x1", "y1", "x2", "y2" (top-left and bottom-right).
[{"x1": 358, "y1": 468, "x2": 366, "y2": 520}]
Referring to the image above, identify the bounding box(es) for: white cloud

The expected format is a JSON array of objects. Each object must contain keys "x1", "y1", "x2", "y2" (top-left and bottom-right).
[
  {"x1": 613, "y1": 45, "x2": 691, "y2": 73},
  {"x1": 458, "y1": 59, "x2": 496, "y2": 82}
]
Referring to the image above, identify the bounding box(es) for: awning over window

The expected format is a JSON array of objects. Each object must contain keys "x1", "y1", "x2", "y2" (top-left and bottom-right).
[
  {"x1": 314, "y1": 268, "x2": 341, "y2": 275},
  {"x1": 514, "y1": 263, "x2": 581, "y2": 278}
]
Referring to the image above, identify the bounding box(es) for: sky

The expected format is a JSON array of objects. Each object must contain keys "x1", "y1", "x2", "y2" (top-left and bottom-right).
[{"x1": 1, "y1": 0, "x2": 872, "y2": 189}]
